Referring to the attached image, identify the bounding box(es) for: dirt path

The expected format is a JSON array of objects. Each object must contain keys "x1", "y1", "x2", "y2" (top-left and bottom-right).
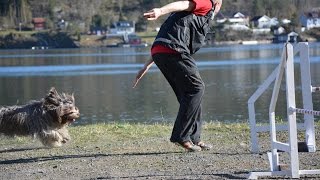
[{"x1": 1, "y1": 124, "x2": 320, "y2": 179}]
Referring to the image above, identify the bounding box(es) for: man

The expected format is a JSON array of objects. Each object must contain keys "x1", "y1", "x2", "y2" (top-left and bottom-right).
[{"x1": 133, "y1": 0, "x2": 222, "y2": 152}]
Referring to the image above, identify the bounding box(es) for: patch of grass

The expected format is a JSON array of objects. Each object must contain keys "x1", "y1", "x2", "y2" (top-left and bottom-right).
[
  {"x1": 66, "y1": 122, "x2": 253, "y2": 149},
  {"x1": 136, "y1": 31, "x2": 157, "y2": 44},
  {"x1": 0, "y1": 122, "x2": 249, "y2": 148},
  {"x1": 69, "y1": 123, "x2": 172, "y2": 145},
  {"x1": 0, "y1": 30, "x2": 40, "y2": 36},
  {"x1": 1, "y1": 121, "x2": 319, "y2": 151},
  {"x1": 0, "y1": 136, "x2": 32, "y2": 146},
  {"x1": 136, "y1": 31, "x2": 157, "y2": 37}
]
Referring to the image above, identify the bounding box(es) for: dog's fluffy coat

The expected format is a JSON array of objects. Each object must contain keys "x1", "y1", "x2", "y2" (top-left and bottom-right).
[{"x1": 0, "y1": 87, "x2": 80, "y2": 147}]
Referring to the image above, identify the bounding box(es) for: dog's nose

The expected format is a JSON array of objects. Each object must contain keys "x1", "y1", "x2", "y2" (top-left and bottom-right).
[{"x1": 75, "y1": 111, "x2": 80, "y2": 118}]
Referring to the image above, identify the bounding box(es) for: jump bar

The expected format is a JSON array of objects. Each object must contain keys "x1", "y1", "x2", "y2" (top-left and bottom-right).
[{"x1": 290, "y1": 107, "x2": 320, "y2": 116}]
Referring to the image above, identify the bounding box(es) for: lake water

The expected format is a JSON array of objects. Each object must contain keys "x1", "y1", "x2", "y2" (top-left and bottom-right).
[{"x1": 0, "y1": 43, "x2": 320, "y2": 125}]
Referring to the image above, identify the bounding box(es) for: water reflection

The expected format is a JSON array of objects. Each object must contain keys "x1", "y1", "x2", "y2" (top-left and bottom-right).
[{"x1": 0, "y1": 43, "x2": 320, "y2": 125}]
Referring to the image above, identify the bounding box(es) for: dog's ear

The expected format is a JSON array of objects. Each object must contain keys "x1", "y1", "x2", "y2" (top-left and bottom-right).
[
  {"x1": 45, "y1": 87, "x2": 61, "y2": 106},
  {"x1": 71, "y1": 93, "x2": 75, "y2": 103},
  {"x1": 49, "y1": 87, "x2": 58, "y2": 96}
]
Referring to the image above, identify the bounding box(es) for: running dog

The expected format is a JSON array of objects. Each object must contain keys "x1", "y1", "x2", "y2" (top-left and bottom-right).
[{"x1": 0, "y1": 87, "x2": 80, "y2": 147}]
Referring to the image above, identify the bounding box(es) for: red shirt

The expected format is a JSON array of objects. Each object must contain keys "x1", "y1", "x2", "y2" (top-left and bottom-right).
[
  {"x1": 151, "y1": 0, "x2": 213, "y2": 56},
  {"x1": 192, "y1": 0, "x2": 214, "y2": 16}
]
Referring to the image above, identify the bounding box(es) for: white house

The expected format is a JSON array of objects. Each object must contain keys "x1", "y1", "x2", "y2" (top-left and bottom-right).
[
  {"x1": 287, "y1": 31, "x2": 299, "y2": 43},
  {"x1": 281, "y1": 18, "x2": 291, "y2": 24},
  {"x1": 300, "y1": 9, "x2": 320, "y2": 30},
  {"x1": 228, "y1": 12, "x2": 250, "y2": 26},
  {"x1": 273, "y1": 26, "x2": 285, "y2": 35},
  {"x1": 215, "y1": 12, "x2": 249, "y2": 26},
  {"x1": 109, "y1": 21, "x2": 135, "y2": 35},
  {"x1": 269, "y1": 17, "x2": 279, "y2": 27},
  {"x1": 273, "y1": 31, "x2": 299, "y2": 43},
  {"x1": 251, "y1": 15, "x2": 273, "y2": 29}
]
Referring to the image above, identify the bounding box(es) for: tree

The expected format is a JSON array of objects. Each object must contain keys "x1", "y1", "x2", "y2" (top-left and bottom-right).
[
  {"x1": 1, "y1": 0, "x2": 320, "y2": 32},
  {"x1": 91, "y1": 14, "x2": 102, "y2": 27},
  {"x1": 252, "y1": 0, "x2": 265, "y2": 16}
]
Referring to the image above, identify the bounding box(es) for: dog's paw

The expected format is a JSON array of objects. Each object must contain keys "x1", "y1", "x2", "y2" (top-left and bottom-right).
[
  {"x1": 61, "y1": 137, "x2": 70, "y2": 144},
  {"x1": 38, "y1": 130, "x2": 65, "y2": 148},
  {"x1": 41, "y1": 138, "x2": 63, "y2": 148}
]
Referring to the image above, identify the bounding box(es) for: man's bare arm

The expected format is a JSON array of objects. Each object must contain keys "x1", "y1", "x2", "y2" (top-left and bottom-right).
[
  {"x1": 143, "y1": 1, "x2": 196, "y2": 20},
  {"x1": 132, "y1": 57, "x2": 154, "y2": 88}
]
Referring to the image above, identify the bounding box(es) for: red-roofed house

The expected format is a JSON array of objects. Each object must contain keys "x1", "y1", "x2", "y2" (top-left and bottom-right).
[{"x1": 32, "y1": 18, "x2": 46, "y2": 30}]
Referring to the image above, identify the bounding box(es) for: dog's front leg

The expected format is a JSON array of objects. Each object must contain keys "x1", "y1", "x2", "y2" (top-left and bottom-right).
[
  {"x1": 38, "y1": 130, "x2": 64, "y2": 148},
  {"x1": 57, "y1": 127, "x2": 71, "y2": 144}
]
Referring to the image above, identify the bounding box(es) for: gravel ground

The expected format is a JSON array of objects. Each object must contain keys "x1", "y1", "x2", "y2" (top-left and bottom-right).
[{"x1": 1, "y1": 125, "x2": 320, "y2": 180}]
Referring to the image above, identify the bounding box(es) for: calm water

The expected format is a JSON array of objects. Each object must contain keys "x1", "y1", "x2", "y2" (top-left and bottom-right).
[{"x1": 1, "y1": 43, "x2": 320, "y2": 125}]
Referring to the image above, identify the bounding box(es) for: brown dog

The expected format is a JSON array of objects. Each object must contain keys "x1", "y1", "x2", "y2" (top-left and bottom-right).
[{"x1": 0, "y1": 87, "x2": 80, "y2": 147}]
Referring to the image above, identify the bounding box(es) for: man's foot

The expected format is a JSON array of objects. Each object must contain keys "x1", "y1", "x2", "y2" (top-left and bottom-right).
[
  {"x1": 174, "y1": 141, "x2": 201, "y2": 152},
  {"x1": 195, "y1": 141, "x2": 213, "y2": 151}
]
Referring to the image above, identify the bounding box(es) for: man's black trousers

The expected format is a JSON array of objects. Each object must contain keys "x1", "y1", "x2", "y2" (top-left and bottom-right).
[{"x1": 153, "y1": 53, "x2": 205, "y2": 144}]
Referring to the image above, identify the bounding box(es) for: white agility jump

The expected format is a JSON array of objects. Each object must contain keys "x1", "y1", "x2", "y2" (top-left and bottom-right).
[{"x1": 247, "y1": 42, "x2": 320, "y2": 179}]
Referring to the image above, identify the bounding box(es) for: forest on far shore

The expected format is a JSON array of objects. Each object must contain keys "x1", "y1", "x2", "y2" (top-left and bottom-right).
[{"x1": 1, "y1": 0, "x2": 320, "y2": 32}]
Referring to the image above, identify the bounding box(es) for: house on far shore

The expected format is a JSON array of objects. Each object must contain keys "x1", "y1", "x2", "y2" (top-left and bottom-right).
[
  {"x1": 32, "y1": 18, "x2": 46, "y2": 30},
  {"x1": 251, "y1": 15, "x2": 272, "y2": 29},
  {"x1": 215, "y1": 12, "x2": 249, "y2": 26},
  {"x1": 273, "y1": 26, "x2": 286, "y2": 35},
  {"x1": 109, "y1": 21, "x2": 135, "y2": 35},
  {"x1": 273, "y1": 31, "x2": 299, "y2": 43},
  {"x1": 229, "y1": 12, "x2": 250, "y2": 26},
  {"x1": 300, "y1": 8, "x2": 320, "y2": 30},
  {"x1": 287, "y1": 32, "x2": 299, "y2": 43},
  {"x1": 251, "y1": 15, "x2": 280, "y2": 34}
]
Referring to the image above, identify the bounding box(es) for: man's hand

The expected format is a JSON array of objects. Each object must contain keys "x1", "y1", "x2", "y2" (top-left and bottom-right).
[
  {"x1": 133, "y1": 66, "x2": 149, "y2": 88},
  {"x1": 213, "y1": 0, "x2": 222, "y2": 15},
  {"x1": 143, "y1": 8, "x2": 162, "y2": 20},
  {"x1": 132, "y1": 58, "x2": 154, "y2": 88}
]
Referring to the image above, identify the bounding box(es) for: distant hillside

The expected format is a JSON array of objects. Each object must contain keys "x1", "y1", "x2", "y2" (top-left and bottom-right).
[
  {"x1": 0, "y1": 32, "x2": 78, "y2": 49},
  {"x1": 1, "y1": 0, "x2": 320, "y2": 32}
]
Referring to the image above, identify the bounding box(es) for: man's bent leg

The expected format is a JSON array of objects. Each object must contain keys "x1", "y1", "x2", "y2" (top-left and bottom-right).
[
  {"x1": 170, "y1": 71, "x2": 205, "y2": 143},
  {"x1": 190, "y1": 104, "x2": 203, "y2": 143}
]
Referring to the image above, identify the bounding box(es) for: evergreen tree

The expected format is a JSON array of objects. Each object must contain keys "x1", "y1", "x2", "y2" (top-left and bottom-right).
[{"x1": 252, "y1": 0, "x2": 265, "y2": 16}]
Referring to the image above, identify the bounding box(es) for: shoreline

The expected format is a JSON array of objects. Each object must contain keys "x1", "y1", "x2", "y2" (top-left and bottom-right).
[{"x1": 1, "y1": 31, "x2": 319, "y2": 50}]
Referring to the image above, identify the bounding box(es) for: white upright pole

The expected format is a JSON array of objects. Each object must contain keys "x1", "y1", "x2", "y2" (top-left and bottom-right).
[
  {"x1": 285, "y1": 43, "x2": 300, "y2": 178},
  {"x1": 248, "y1": 66, "x2": 279, "y2": 153},
  {"x1": 299, "y1": 42, "x2": 316, "y2": 152},
  {"x1": 248, "y1": 103, "x2": 259, "y2": 153},
  {"x1": 268, "y1": 44, "x2": 287, "y2": 171}
]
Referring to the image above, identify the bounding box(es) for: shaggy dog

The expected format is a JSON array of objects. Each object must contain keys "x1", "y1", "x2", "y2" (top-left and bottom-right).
[{"x1": 0, "y1": 87, "x2": 80, "y2": 148}]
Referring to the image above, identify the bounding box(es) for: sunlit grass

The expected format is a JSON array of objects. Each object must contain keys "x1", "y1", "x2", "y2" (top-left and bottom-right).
[
  {"x1": 0, "y1": 30, "x2": 41, "y2": 36},
  {"x1": 70, "y1": 122, "x2": 172, "y2": 145},
  {"x1": 1, "y1": 121, "x2": 319, "y2": 152}
]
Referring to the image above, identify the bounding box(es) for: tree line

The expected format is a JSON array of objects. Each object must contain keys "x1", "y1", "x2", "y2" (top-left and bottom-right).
[{"x1": 0, "y1": 0, "x2": 319, "y2": 32}]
